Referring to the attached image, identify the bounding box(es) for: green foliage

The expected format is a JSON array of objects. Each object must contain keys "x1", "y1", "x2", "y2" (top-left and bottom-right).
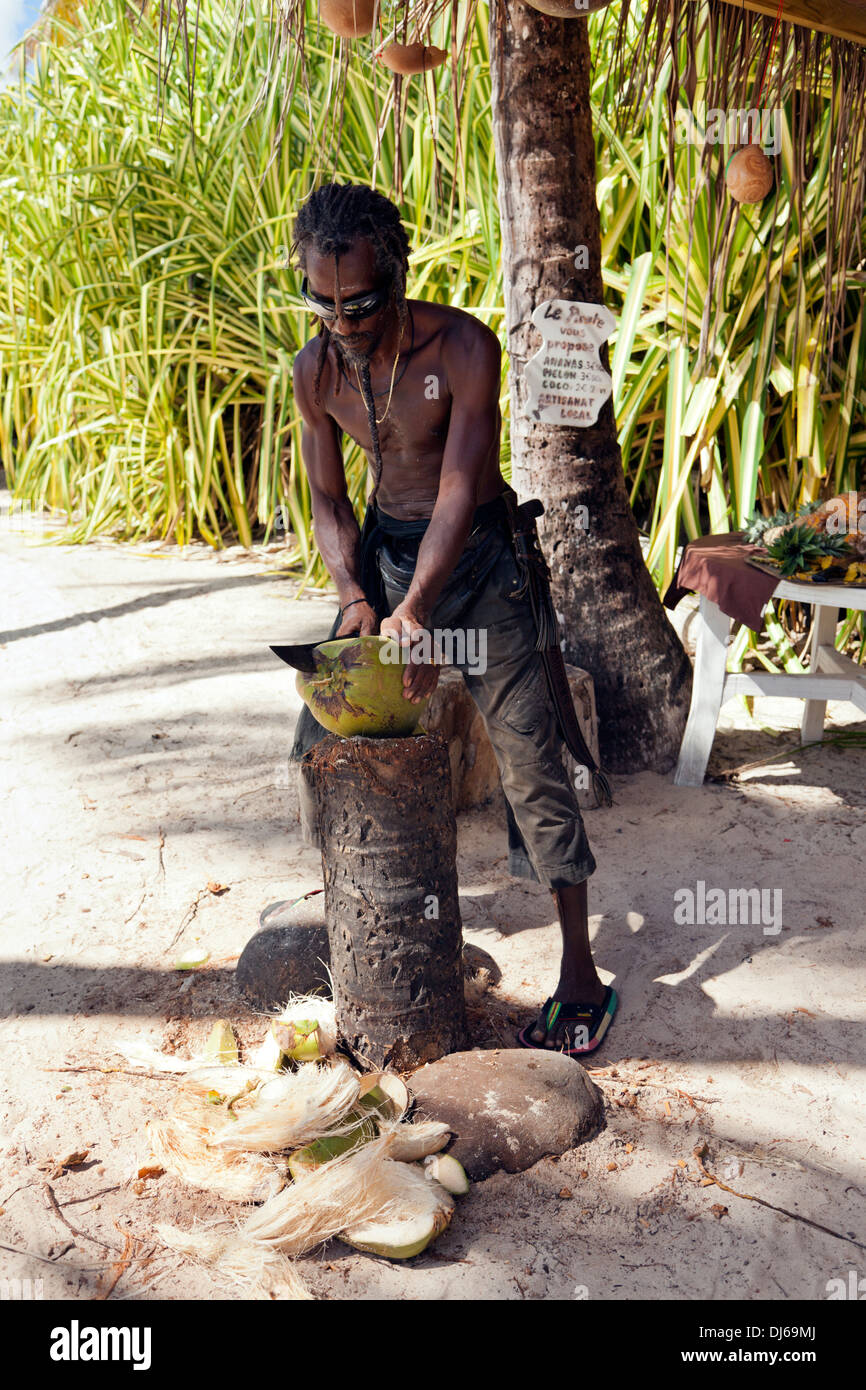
[
  {"x1": 591, "y1": 5, "x2": 866, "y2": 596},
  {"x1": 0, "y1": 0, "x2": 502, "y2": 578},
  {"x1": 1, "y1": 0, "x2": 864, "y2": 667}
]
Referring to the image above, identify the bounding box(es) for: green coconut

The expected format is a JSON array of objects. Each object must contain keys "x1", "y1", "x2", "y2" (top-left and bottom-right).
[
  {"x1": 295, "y1": 636, "x2": 429, "y2": 739},
  {"x1": 341, "y1": 1210, "x2": 450, "y2": 1260},
  {"x1": 272, "y1": 1017, "x2": 322, "y2": 1063}
]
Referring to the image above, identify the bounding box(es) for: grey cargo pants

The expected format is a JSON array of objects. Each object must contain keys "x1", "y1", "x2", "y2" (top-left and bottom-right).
[{"x1": 291, "y1": 521, "x2": 596, "y2": 890}]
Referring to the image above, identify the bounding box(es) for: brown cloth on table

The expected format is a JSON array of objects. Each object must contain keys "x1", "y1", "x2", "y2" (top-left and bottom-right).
[{"x1": 662, "y1": 532, "x2": 779, "y2": 632}]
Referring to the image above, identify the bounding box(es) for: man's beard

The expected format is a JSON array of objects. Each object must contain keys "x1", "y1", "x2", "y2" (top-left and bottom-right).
[
  {"x1": 331, "y1": 314, "x2": 389, "y2": 369},
  {"x1": 333, "y1": 335, "x2": 374, "y2": 369}
]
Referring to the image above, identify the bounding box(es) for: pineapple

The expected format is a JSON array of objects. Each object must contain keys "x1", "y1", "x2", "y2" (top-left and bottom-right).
[{"x1": 765, "y1": 526, "x2": 852, "y2": 577}]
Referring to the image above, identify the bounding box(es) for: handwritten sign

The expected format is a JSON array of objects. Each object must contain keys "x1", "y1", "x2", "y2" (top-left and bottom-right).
[{"x1": 524, "y1": 298, "x2": 616, "y2": 427}]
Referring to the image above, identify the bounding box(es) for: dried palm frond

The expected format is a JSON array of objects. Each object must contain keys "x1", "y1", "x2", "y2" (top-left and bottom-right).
[
  {"x1": 607, "y1": 1, "x2": 866, "y2": 390},
  {"x1": 145, "y1": 1, "x2": 482, "y2": 200}
]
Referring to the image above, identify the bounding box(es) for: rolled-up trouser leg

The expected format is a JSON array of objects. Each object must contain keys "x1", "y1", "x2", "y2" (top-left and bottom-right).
[{"x1": 462, "y1": 633, "x2": 596, "y2": 889}]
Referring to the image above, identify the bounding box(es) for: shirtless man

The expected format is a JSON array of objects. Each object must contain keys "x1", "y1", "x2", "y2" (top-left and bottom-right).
[{"x1": 287, "y1": 181, "x2": 617, "y2": 1056}]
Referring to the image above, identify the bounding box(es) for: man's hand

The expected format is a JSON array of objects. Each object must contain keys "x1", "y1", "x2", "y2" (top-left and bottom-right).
[
  {"x1": 380, "y1": 602, "x2": 440, "y2": 704},
  {"x1": 336, "y1": 599, "x2": 378, "y2": 638}
]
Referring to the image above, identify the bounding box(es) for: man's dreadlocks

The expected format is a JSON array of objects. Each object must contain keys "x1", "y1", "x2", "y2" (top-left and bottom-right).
[{"x1": 291, "y1": 183, "x2": 411, "y2": 501}]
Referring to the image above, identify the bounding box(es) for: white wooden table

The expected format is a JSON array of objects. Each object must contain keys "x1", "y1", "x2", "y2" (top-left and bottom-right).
[{"x1": 674, "y1": 578, "x2": 866, "y2": 786}]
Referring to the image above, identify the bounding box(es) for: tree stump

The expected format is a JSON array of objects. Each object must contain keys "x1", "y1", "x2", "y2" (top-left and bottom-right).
[{"x1": 304, "y1": 732, "x2": 467, "y2": 1069}]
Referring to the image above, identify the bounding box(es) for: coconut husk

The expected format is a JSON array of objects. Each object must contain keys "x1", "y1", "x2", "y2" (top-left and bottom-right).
[
  {"x1": 146, "y1": 1116, "x2": 288, "y2": 1203},
  {"x1": 208, "y1": 1059, "x2": 361, "y2": 1154},
  {"x1": 271, "y1": 993, "x2": 338, "y2": 1058},
  {"x1": 378, "y1": 1117, "x2": 451, "y2": 1161},
  {"x1": 377, "y1": 42, "x2": 448, "y2": 75},
  {"x1": 155, "y1": 1223, "x2": 313, "y2": 1300},
  {"x1": 242, "y1": 1136, "x2": 454, "y2": 1255}
]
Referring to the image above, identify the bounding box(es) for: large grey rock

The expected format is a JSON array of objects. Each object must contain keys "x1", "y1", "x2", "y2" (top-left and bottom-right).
[{"x1": 409, "y1": 1047, "x2": 603, "y2": 1180}]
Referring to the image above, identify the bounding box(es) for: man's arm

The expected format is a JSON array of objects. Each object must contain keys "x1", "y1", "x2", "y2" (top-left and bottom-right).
[
  {"x1": 293, "y1": 349, "x2": 377, "y2": 637},
  {"x1": 381, "y1": 320, "x2": 502, "y2": 699}
]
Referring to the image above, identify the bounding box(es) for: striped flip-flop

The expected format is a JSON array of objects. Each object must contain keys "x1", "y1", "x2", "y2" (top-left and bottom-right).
[{"x1": 517, "y1": 986, "x2": 618, "y2": 1056}]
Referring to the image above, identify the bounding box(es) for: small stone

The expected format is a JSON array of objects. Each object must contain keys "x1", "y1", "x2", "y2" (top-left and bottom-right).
[
  {"x1": 607, "y1": 1161, "x2": 618, "y2": 1171},
  {"x1": 410, "y1": 1048, "x2": 603, "y2": 1180},
  {"x1": 558, "y1": 1187, "x2": 573, "y2": 1199}
]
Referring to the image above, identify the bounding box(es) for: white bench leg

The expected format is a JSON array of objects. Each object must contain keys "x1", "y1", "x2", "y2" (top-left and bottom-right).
[
  {"x1": 800, "y1": 603, "x2": 838, "y2": 744},
  {"x1": 674, "y1": 594, "x2": 732, "y2": 786}
]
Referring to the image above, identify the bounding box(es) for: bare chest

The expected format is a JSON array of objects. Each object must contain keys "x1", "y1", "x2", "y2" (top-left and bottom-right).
[{"x1": 325, "y1": 355, "x2": 452, "y2": 459}]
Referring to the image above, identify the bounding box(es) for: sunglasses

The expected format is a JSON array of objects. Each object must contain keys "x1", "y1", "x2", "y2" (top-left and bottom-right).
[{"x1": 300, "y1": 276, "x2": 388, "y2": 322}]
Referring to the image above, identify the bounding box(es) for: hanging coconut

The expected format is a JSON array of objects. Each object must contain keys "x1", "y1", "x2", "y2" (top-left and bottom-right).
[
  {"x1": 319, "y1": 0, "x2": 376, "y2": 38},
  {"x1": 521, "y1": 0, "x2": 615, "y2": 16},
  {"x1": 377, "y1": 42, "x2": 448, "y2": 75},
  {"x1": 726, "y1": 146, "x2": 775, "y2": 204}
]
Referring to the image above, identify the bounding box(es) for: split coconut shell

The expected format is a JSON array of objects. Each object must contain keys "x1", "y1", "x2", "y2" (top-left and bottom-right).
[
  {"x1": 726, "y1": 145, "x2": 774, "y2": 203},
  {"x1": 378, "y1": 42, "x2": 448, "y2": 75},
  {"x1": 319, "y1": 0, "x2": 376, "y2": 38}
]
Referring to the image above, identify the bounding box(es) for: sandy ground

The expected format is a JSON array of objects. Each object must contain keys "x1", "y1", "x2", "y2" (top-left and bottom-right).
[{"x1": 1, "y1": 505, "x2": 865, "y2": 1303}]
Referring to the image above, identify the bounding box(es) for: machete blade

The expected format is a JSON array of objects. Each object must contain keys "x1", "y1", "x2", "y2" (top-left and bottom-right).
[{"x1": 269, "y1": 642, "x2": 329, "y2": 674}]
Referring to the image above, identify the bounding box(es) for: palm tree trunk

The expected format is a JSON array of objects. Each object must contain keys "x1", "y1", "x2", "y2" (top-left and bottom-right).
[{"x1": 489, "y1": 3, "x2": 693, "y2": 773}]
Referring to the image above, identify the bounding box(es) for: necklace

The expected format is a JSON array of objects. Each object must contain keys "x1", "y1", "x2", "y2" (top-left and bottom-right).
[{"x1": 344, "y1": 307, "x2": 415, "y2": 424}]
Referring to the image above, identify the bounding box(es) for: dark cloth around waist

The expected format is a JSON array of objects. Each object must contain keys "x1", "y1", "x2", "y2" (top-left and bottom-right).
[{"x1": 359, "y1": 489, "x2": 512, "y2": 620}]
